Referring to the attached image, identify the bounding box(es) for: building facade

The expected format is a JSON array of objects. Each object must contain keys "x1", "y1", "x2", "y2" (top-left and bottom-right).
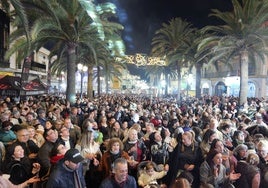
[{"x1": 200, "y1": 57, "x2": 268, "y2": 98}]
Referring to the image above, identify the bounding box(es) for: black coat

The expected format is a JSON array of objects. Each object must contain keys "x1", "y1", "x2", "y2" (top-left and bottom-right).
[
  {"x1": 233, "y1": 161, "x2": 259, "y2": 188},
  {"x1": 164, "y1": 142, "x2": 203, "y2": 187},
  {"x1": 4, "y1": 157, "x2": 33, "y2": 185},
  {"x1": 246, "y1": 124, "x2": 268, "y2": 137}
]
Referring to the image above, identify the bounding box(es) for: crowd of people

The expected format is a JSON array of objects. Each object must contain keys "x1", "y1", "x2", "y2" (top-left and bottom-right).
[{"x1": 0, "y1": 94, "x2": 268, "y2": 188}]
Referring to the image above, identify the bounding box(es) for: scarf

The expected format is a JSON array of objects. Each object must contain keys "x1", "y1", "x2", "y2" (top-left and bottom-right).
[
  {"x1": 109, "y1": 151, "x2": 122, "y2": 169},
  {"x1": 74, "y1": 170, "x2": 82, "y2": 188},
  {"x1": 128, "y1": 140, "x2": 137, "y2": 144}
]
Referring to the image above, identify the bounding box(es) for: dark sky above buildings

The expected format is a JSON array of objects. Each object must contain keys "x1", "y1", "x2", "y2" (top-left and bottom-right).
[
  {"x1": 108, "y1": 0, "x2": 233, "y2": 54},
  {"x1": 96, "y1": 0, "x2": 233, "y2": 78}
]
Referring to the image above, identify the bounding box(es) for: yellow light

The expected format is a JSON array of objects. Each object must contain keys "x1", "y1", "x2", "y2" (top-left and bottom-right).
[{"x1": 117, "y1": 54, "x2": 167, "y2": 66}]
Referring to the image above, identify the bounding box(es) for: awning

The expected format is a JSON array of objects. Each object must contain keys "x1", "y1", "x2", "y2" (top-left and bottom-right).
[
  {"x1": 22, "y1": 78, "x2": 48, "y2": 91},
  {"x1": 0, "y1": 75, "x2": 48, "y2": 96},
  {"x1": 0, "y1": 75, "x2": 21, "y2": 90},
  {"x1": 0, "y1": 75, "x2": 21, "y2": 96}
]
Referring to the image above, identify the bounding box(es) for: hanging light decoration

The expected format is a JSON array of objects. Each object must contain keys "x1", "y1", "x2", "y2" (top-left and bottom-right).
[{"x1": 116, "y1": 54, "x2": 166, "y2": 66}]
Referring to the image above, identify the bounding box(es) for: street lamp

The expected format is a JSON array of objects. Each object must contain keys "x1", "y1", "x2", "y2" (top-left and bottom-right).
[{"x1": 77, "y1": 63, "x2": 88, "y2": 99}]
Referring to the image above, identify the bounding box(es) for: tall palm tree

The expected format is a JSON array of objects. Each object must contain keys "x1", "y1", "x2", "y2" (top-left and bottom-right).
[
  {"x1": 184, "y1": 30, "x2": 210, "y2": 98},
  {"x1": 5, "y1": 0, "x2": 105, "y2": 103},
  {"x1": 95, "y1": 2, "x2": 125, "y2": 95},
  {"x1": 198, "y1": 0, "x2": 268, "y2": 105},
  {"x1": 151, "y1": 18, "x2": 196, "y2": 101},
  {"x1": 48, "y1": 1, "x2": 125, "y2": 98}
]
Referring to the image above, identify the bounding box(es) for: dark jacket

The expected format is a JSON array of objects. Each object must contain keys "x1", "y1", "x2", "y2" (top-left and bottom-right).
[
  {"x1": 58, "y1": 137, "x2": 75, "y2": 149},
  {"x1": 233, "y1": 161, "x2": 260, "y2": 188},
  {"x1": 46, "y1": 159, "x2": 86, "y2": 188},
  {"x1": 4, "y1": 157, "x2": 33, "y2": 185},
  {"x1": 258, "y1": 155, "x2": 268, "y2": 188},
  {"x1": 99, "y1": 174, "x2": 137, "y2": 188},
  {"x1": 246, "y1": 124, "x2": 268, "y2": 137},
  {"x1": 164, "y1": 142, "x2": 203, "y2": 187},
  {"x1": 37, "y1": 140, "x2": 57, "y2": 178}
]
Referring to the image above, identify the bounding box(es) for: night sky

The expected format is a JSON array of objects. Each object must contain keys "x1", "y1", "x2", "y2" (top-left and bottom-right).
[
  {"x1": 97, "y1": 0, "x2": 233, "y2": 78},
  {"x1": 114, "y1": 0, "x2": 233, "y2": 54}
]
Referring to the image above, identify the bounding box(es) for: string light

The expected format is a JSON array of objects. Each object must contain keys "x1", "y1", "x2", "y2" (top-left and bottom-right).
[{"x1": 115, "y1": 53, "x2": 167, "y2": 66}]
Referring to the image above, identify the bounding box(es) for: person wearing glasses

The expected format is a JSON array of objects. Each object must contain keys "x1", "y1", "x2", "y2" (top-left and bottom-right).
[{"x1": 6, "y1": 127, "x2": 39, "y2": 160}]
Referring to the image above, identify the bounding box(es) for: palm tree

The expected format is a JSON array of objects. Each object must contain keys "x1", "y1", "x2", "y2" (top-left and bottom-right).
[
  {"x1": 184, "y1": 30, "x2": 210, "y2": 98},
  {"x1": 5, "y1": 0, "x2": 106, "y2": 103},
  {"x1": 95, "y1": 2, "x2": 126, "y2": 95},
  {"x1": 1, "y1": 0, "x2": 31, "y2": 56},
  {"x1": 198, "y1": 0, "x2": 268, "y2": 105},
  {"x1": 145, "y1": 64, "x2": 177, "y2": 96},
  {"x1": 77, "y1": 40, "x2": 124, "y2": 96},
  {"x1": 151, "y1": 18, "x2": 196, "y2": 101},
  {"x1": 49, "y1": 1, "x2": 125, "y2": 98}
]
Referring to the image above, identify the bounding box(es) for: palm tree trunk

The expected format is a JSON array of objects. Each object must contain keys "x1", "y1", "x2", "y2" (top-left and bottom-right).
[
  {"x1": 97, "y1": 66, "x2": 101, "y2": 95},
  {"x1": 239, "y1": 50, "x2": 249, "y2": 106},
  {"x1": 66, "y1": 43, "x2": 77, "y2": 104},
  {"x1": 105, "y1": 64, "x2": 109, "y2": 93},
  {"x1": 177, "y1": 63, "x2": 182, "y2": 103},
  {"x1": 105, "y1": 76, "x2": 109, "y2": 93},
  {"x1": 165, "y1": 72, "x2": 168, "y2": 95},
  {"x1": 195, "y1": 62, "x2": 202, "y2": 98},
  {"x1": 87, "y1": 65, "x2": 94, "y2": 100}
]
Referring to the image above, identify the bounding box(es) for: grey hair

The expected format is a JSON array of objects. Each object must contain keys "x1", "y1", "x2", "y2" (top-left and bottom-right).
[
  {"x1": 112, "y1": 157, "x2": 128, "y2": 172},
  {"x1": 233, "y1": 144, "x2": 248, "y2": 156}
]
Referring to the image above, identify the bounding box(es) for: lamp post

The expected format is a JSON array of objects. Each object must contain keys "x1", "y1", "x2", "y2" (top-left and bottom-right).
[{"x1": 77, "y1": 63, "x2": 88, "y2": 99}]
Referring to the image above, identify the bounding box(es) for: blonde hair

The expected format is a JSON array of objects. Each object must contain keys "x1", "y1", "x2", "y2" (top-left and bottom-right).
[
  {"x1": 257, "y1": 140, "x2": 268, "y2": 151},
  {"x1": 145, "y1": 162, "x2": 155, "y2": 171},
  {"x1": 132, "y1": 123, "x2": 141, "y2": 131},
  {"x1": 128, "y1": 128, "x2": 137, "y2": 136},
  {"x1": 247, "y1": 153, "x2": 259, "y2": 165},
  {"x1": 181, "y1": 131, "x2": 196, "y2": 152},
  {"x1": 146, "y1": 123, "x2": 155, "y2": 130},
  {"x1": 78, "y1": 130, "x2": 94, "y2": 148},
  {"x1": 123, "y1": 127, "x2": 137, "y2": 143}
]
